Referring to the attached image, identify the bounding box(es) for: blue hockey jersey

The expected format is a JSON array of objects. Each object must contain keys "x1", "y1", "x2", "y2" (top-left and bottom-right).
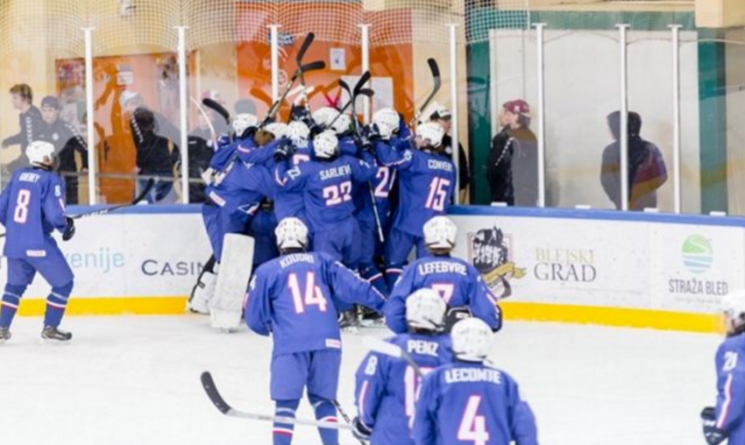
[
  {"x1": 712, "y1": 332, "x2": 745, "y2": 444},
  {"x1": 273, "y1": 143, "x2": 314, "y2": 224},
  {"x1": 355, "y1": 333, "x2": 453, "y2": 445},
  {"x1": 209, "y1": 135, "x2": 257, "y2": 171},
  {"x1": 385, "y1": 255, "x2": 501, "y2": 334},
  {"x1": 375, "y1": 140, "x2": 456, "y2": 236},
  {"x1": 413, "y1": 362, "x2": 539, "y2": 445},
  {"x1": 276, "y1": 154, "x2": 377, "y2": 232},
  {"x1": 0, "y1": 167, "x2": 68, "y2": 259},
  {"x1": 245, "y1": 252, "x2": 386, "y2": 356}
]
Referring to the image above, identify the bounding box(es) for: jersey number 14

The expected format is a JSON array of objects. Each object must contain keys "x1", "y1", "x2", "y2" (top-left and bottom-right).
[{"x1": 288, "y1": 272, "x2": 328, "y2": 314}]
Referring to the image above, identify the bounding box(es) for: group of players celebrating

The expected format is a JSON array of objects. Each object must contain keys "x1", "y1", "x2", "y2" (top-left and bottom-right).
[{"x1": 0, "y1": 90, "x2": 742, "y2": 445}]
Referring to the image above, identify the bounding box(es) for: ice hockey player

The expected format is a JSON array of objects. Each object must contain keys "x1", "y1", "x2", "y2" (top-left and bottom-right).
[
  {"x1": 352, "y1": 288, "x2": 453, "y2": 445},
  {"x1": 371, "y1": 121, "x2": 456, "y2": 288},
  {"x1": 385, "y1": 216, "x2": 501, "y2": 333},
  {"x1": 0, "y1": 141, "x2": 76, "y2": 343},
  {"x1": 272, "y1": 120, "x2": 313, "y2": 227},
  {"x1": 413, "y1": 318, "x2": 539, "y2": 445},
  {"x1": 701, "y1": 290, "x2": 745, "y2": 445},
  {"x1": 245, "y1": 217, "x2": 386, "y2": 445},
  {"x1": 275, "y1": 130, "x2": 377, "y2": 271},
  {"x1": 353, "y1": 108, "x2": 400, "y2": 297}
]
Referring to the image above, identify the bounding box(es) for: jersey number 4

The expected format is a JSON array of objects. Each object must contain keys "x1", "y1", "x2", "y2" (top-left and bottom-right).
[
  {"x1": 425, "y1": 177, "x2": 450, "y2": 211},
  {"x1": 458, "y1": 396, "x2": 491, "y2": 445},
  {"x1": 13, "y1": 189, "x2": 32, "y2": 224},
  {"x1": 288, "y1": 272, "x2": 328, "y2": 314}
]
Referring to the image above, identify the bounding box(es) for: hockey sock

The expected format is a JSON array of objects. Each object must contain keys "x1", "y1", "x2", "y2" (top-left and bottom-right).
[
  {"x1": 385, "y1": 265, "x2": 404, "y2": 289},
  {"x1": 0, "y1": 284, "x2": 26, "y2": 328},
  {"x1": 44, "y1": 282, "x2": 73, "y2": 327},
  {"x1": 273, "y1": 399, "x2": 300, "y2": 445},
  {"x1": 360, "y1": 264, "x2": 390, "y2": 297},
  {"x1": 309, "y1": 394, "x2": 338, "y2": 445}
]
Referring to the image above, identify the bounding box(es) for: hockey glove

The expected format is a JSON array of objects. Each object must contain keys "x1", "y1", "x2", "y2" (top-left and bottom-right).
[
  {"x1": 62, "y1": 217, "x2": 76, "y2": 242},
  {"x1": 216, "y1": 134, "x2": 232, "y2": 150},
  {"x1": 352, "y1": 417, "x2": 372, "y2": 442},
  {"x1": 354, "y1": 134, "x2": 373, "y2": 153},
  {"x1": 240, "y1": 126, "x2": 258, "y2": 141},
  {"x1": 701, "y1": 407, "x2": 728, "y2": 445},
  {"x1": 367, "y1": 123, "x2": 384, "y2": 142},
  {"x1": 273, "y1": 140, "x2": 295, "y2": 162}
]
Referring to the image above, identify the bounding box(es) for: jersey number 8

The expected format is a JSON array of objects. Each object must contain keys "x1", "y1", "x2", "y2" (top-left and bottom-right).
[{"x1": 13, "y1": 189, "x2": 32, "y2": 224}]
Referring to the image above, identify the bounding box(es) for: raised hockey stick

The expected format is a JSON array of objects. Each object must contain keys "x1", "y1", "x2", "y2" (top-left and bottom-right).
[
  {"x1": 410, "y1": 58, "x2": 441, "y2": 127},
  {"x1": 363, "y1": 336, "x2": 424, "y2": 378},
  {"x1": 200, "y1": 372, "x2": 352, "y2": 430},
  {"x1": 339, "y1": 74, "x2": 386, "y2": 244},
  {"x1": 202, "y1": 97, "x2": 231, "y2": 127},
  {"x1": 262, "y1": 60, "x2": 326, "y2": 126},
  {"x1": 296, "y1": 33, "x2": 315, "y2": 113}
]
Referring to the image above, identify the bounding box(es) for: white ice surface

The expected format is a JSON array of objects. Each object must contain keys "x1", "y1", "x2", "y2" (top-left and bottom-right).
[{"x1": 0, "y1": 316, "x2": 721, "y2": 445}]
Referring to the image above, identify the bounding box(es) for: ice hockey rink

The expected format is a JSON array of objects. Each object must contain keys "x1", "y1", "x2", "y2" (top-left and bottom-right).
[{"x1": 0, "y1": 315, "x2": 719, "y2": 445}]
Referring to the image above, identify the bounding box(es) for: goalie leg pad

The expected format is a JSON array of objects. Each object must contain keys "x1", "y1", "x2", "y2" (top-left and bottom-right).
[
  {"x1": 210, "y1": 233, "x2": 255, "y2": 331},
  {"x1": 188, "y1": 268, "x2": 218, "y2": 315}
]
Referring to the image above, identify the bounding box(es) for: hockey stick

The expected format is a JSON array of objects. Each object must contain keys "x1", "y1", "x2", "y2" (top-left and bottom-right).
[
  {"x1": 339, "y1": 75, "x2": 386, "y2": 244},
  {"x1": 331, "y1": 399, "x2": 367, "y2": 445},
  {"x1": 363, "y1": 336, "x2": 424, "y2": 377},
  {"x1": 296, "y1": 33, "x2": 315, "y2": 113},
  {"x1": 200, "y1": 372, "x2": 352, "y2": 430},
  {"x1": 262, "y1": 60, "x2": 326, "y2": 126},
  {"x1": 202, "y1": 97, "x2": 231, "y2": 127},
  {"x1": 410, "y1": 58, "x2": 441, "y2": 127},
  {"x1": 0, "y1": 178, "x2": 156, "y2": 239},
  {"x1": 190, "y1": 97, "x2": 217, "y2": 141}
]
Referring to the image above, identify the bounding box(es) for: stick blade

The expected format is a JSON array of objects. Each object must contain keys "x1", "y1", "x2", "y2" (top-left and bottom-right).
[
  {"x1": 201, "y1": 371, "x2": 232, "y2": 415},
  {"x1": 427, "y1": 58, "x2": 440, "y2": 81},
  {"x1": 297, "y1": 33, "x2": 315, "y2": 64},
  {"x1": 300, "y1": 60, "x2": 326, "y2": 73},
  {"x1": 338, "y1": 78, "x2": 352, "y2": 94},
  {"x1": 363, "y1": 336, "x2": 402, "y2": 359},
  {"x1": 358, "y1": 88, "x2": 375, "y2": 98},
  {"x1": 353, "y1": 71, "x2": 372, "y2": 95},
  {"x1": 202, "y1": 98, "x2": 230, "y2": 123}
]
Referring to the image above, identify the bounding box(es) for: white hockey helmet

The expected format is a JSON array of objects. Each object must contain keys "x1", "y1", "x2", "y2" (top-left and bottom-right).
[
  {"x1": 264, "y1": 122, "x2": 289, "y2": 140},
  {"x1": 312, "y1": 107, "x2": 337, "y2": 128},
  {"x1": 451, "y1": 318, "x2": 493, "y2": 362},
  {"x1": 232, "y1": 113, "x2": 258, "y2": 137},
  {"x1": 275, "y1": 217, "x2": 309, "y2": 250},
  {"x1": 313, "y1": 130, "x2": 339, "y2": 160},
  {"x1": 415, "y1": 122, "x2": 445, "y2": 149},
  {"x1": 26, "y1": 140, "x2": 56, "y2": 167},
  {"x1": 287, "y1": 121, "x2": 310, "y2": 147},
  {"x1": 423, "y1": 216, "x2": 458, "y2": 251},
  {"x1": 406, "y1": 288, "x2": 447, "y2": 332},
  {"x1": 722, "y1": 290, "x2": 745, "y2": 335},
  {"x1": 372, "y1": 108, "x2": 400, "y2": 140}
]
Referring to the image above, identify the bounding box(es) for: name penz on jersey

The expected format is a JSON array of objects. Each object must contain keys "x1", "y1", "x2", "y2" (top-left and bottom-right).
[
  {"x1": 417, "y1": 261, "x2": 468, "y2": 276},
  {"x1": 407, "y1": 339, "x2": 440, "y2": 357}
]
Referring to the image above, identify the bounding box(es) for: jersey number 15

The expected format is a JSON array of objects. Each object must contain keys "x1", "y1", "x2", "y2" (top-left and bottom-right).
[{"x1": 425, "y1": 177, "x2": 450, "y2": 211}]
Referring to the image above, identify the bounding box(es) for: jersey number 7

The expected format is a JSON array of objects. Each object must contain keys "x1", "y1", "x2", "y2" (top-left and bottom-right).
[{"x1": 288, "y1": 272, "x2": 328, "y2": 314}]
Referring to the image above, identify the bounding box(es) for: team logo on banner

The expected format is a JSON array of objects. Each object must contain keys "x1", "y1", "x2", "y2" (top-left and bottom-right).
[{"x1": 467, "y1": 226, "x2": 526, "y2": 299}]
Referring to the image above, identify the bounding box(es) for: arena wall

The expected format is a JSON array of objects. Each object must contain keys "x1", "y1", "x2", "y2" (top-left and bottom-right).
[{"x1": 5, "y1": 205, "x2": 743, "y2": 334}]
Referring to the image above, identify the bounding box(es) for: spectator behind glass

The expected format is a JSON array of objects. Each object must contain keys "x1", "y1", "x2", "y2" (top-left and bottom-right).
[
  {"x1": 601, "y1": 111, "x2": 667, "y2": 211},
  {"x1": 2, "y1": 84, "x2": 44, "y2": 172},
  {"x1": 38, "y1": 96, "x2": 88, "y2": 204},
  {"x1": 429, "y1": 104, "x2": 471, "y2": 204},
  {"x1": 486, "y1": 100, "x2": 537, "y2": 206},
  {"x1": 131, "y1": 107, "x2": 180, "y2": 204}
]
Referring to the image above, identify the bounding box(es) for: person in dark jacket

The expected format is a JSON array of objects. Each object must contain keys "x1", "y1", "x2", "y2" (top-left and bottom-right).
[
  {"x1": 131, "y1": 107, "x2": 179, "y2": 203},
  {"x1": 601, "y1": 111, "x2": 667, "y2": 210},
  {"x1": 2, "y1": 84, "x2": 44, "y2": 172},
  {"x1": 486, "y1": 100, "x2": 537, "y2": 206},
  {"x1": 429, "y1": 105, "x2": 471, "y2": 203},
  {"x1": 38, "y1": 96, "x2": 88, "y2": 204}
]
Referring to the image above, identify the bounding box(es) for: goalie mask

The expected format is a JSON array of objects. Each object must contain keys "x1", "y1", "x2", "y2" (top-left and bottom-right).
[
  {"x1": 232, "y1": 113, "x2": 258, "y2": 138},
  {"x1": 372, "y1": 108, "x2": 400, "y2": 140},
  {"x1": 423, "y1": 216, "x2": 457, "y2": 252},
  {"x1": 275, "y1": 217, "x2": 309, "y2": 251},
  {"x1": 406, "y1": 288, "x2": 447, "y2": 332},
  {"x1": 313, "y1": 130, "x2": 339, "y2": 160}
]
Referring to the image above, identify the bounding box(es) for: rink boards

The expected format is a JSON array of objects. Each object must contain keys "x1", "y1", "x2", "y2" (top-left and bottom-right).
[{"x1": 4, "y1": 204, "x2": 745, "y2": 333}]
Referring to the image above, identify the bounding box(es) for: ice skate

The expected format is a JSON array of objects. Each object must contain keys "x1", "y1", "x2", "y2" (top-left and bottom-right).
[{"x1": 41, "y1": 326, "x2": 72, "y2": 343}]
